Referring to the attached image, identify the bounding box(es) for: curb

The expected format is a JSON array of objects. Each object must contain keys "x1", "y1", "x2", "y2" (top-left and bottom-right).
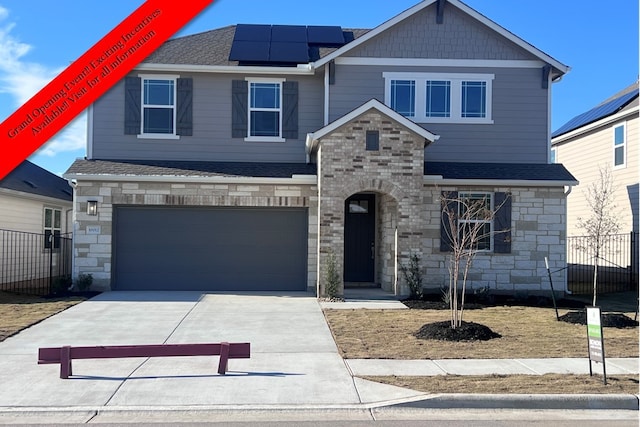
[{"x1": 390, "y1": 393, "x2": 640, "y2": 411}]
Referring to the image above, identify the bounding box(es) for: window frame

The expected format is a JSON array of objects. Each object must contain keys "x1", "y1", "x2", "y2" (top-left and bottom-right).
[
  {"x1": 245, "y1": 77, "x2": 285, "y2": 142},
  {"x1": 138, "y1": 74, "x2": 179, "y2": 140},
  {"x1": 384, "y1": 72, "x2": 494, "y2": 124},
  {"x1": 613, "y1": 123, "x2": 626, "y2": 169},
  {"x1": 43, "y1": 207, "x2": 62, "y2": 250},
  {"x1": 457, "y1": 192, "x2": 493, "y2": 252}
]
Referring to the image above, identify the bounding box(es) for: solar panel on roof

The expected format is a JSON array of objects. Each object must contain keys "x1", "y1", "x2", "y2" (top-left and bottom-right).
[
  {"x1": 552, "y1": 89, "x2": 638, "y2": 137},
  {"x1": 229, "y1": 40, "x2": 270, "y2": 62},
  {"x1": 307, "y1": 26, "x2": 345, "y2": 45},
  {"x1": 270, "y1": 42, "x2": 309, "y2": 63},
  {"x1": 234, "y1": 24, "x2": 272, "y2": 41},
  {"x1": 271, "y1": 25, "x2": 308, "y2": 42},
  {"x1": 230, "y1": 23, "x2": 347, "y2": 65}
]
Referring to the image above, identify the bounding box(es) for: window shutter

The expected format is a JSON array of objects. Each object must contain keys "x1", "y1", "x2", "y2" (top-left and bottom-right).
[
  {"x1": 176, "y1": 78, "x2": 193, "y2": 136},
  {"x1": 282, "y1": 81, "x2": 298, "y2": 139},
  {"x1": 231, "y1": 80, "x2": 248, "y2": 138},
  {"x1": 493, "y1": 192, "x2": 512, "y2": 253},
  {"x1": 440, "y1": 191, "x2": 458, "y2": 252},
  {"x1": 124, "y1": 77, "x2": 141, "y2": 135}
]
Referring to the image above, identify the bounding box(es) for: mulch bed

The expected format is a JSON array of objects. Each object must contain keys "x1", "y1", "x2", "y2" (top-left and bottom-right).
[
  {"x1": 558, "y1": 310, "x2": 639, "y2": 328},
  {"x1": 415, "y1": 320, "x2": 502, "y2": 342},
  {"x1": 403, "y1": 293, "x2": 587, "y2": 310}
]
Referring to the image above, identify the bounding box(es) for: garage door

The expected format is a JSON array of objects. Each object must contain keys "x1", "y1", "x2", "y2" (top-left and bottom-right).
[{"x1": 113, "y1": 207, "x2": 308, "y2": 291}]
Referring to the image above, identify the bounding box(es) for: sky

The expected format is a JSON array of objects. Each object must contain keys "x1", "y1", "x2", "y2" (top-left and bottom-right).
[{"x1": 0, "y1": 0, "x2": 637, "y2": 176}]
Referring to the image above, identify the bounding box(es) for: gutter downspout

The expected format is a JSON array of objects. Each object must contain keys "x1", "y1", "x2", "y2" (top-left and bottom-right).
[{"x1": 66, "y1": 179, "x2": 77, "y2": 284}]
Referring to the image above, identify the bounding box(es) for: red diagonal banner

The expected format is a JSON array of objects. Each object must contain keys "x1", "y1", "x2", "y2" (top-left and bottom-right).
[{"x1": 0, "y1": 0, "x2": 213, "y2": 180}]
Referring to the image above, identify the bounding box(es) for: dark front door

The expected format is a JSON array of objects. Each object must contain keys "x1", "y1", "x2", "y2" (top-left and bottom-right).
[{"x1": 344, "y1": 194, "x2": 376, "y2": 283}]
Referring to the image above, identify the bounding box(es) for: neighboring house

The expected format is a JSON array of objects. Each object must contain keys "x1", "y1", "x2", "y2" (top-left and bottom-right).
[
  {"x1": 551, "y1": 83, "x2": 638, "y2": 292},
  {"x1": 65, "y1": 0, "x2": 577, "y2": 296},
  {"x1": 0, "y1": 160, "x2": 73, "y2": 290},
  {"x1": 552, "y1": 83, "x2": 639, "y2": 236}
]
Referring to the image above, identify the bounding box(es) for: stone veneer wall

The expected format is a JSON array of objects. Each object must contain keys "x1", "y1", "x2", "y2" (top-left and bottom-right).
[
  {"x1": 317, "y1": 109, "x2": 427, "y2": 296},
  {"x1": 73, "y1": 180, "x2": 318, "y2": 291},
  {"x1": 421, "y1": 185, "x2": 568, "y2": 294}
]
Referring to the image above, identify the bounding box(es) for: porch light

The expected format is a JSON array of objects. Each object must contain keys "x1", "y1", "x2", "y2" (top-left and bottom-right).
[{"x1": 87, "y1": 200, "x2": 98, "y2": 216}]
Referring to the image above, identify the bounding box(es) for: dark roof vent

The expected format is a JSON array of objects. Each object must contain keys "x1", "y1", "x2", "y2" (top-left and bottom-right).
[{"x1": 23, "y1": 180, "x2": 37, "y2": 189}]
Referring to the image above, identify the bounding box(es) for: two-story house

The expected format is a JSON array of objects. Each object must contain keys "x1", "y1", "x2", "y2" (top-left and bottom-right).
[
  {"x1": 552, "y1": 82, "x2": 638, "y2": 292},
  {"x1": 552, "y1": 83, "x2": 638, "y2": 236},
  {"x1": 64, "y1": 0, "x2": 577, "y2": 296}
]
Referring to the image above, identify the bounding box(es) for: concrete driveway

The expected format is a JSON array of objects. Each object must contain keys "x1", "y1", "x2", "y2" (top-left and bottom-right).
[{"x1": 0, "y1": 292, "x2": 420, "y2": 411}]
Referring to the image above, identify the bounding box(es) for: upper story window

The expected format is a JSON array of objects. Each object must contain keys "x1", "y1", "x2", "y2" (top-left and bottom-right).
[
  {"x1": 44, "y1": 207, "x2": 61, "y2": 250},
  {"x1": 232, "y1": 79, "x2": 298, "y2": 141},
  {"x1": 125, "y1": 74, "x2": 192, "y2": 139},
  {"x1": 550, "y1": 147, "x2": 557, "y2": 164},
  {"x1": 613, "y1": 123, "x2": 626, "y2": 168},
  {"x1": 140, "y1": 75, "x2": 178, "y2": 138},
  {"x1": 249, "y1": 81, "x2": 282, "y2": 139},
  {"x1": 384, "y1": 72, "x2": 494, "y2": 124},
  {"x1": 390, "y1": 80, "x2": 415, "y2": 117}
]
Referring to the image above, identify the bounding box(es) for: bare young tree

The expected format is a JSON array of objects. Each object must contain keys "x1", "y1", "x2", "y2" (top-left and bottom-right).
[
  {"x1": 441, "y1": 191, "x2": 510, "y2": 329},
  {"x1": 577, "y1": 165, "x2": 622, "y2": 306}
]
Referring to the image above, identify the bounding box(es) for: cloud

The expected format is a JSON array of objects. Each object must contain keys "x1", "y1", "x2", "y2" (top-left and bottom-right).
[{"x1": 0, "y1": 6, "x2": 85, "y2": 156}]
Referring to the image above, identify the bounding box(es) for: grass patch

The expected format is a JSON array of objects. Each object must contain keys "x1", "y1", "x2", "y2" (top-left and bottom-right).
[
  {"x1": 323, "y1": 306, "x2": 639, "y2": 359},
  {"x1": 362, "y1": 374, "x2": 640, "y2": 394},
  {"x1": 0, "y1": 291, "x2": 86, "y2": 342}
]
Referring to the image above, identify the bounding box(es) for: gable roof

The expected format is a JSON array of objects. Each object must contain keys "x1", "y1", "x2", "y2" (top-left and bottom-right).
[
  {"x1": 313, "y1": 0, "x2": 569, "y2": 77},
  {"x1": 0, "y1": 161, "x2": 72, "y2": 201},
  {"x1": 552, "y1": 83, "x2": 639, "y2": 138},
  {"x1": 306, "y1": 98, "x2": 439, "y2": 155}
]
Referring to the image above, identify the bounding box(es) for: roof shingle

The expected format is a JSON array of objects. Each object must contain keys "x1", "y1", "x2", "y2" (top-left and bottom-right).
[{"x1": 1, "y1": 161, "x2": 72, "y2": 201}]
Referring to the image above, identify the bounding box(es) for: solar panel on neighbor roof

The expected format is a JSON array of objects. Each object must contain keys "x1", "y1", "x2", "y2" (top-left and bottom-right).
[
  {"x1": 552, "y1": 89, "x2": 638, "y2": 137},
  {"x1": 271, "y1": 25, "x2": 308, "y2": 42},
  {"x1": 307, "y1": 26, "x2": 345, "y2": 45},
  {"x1": 233, "y1": 24, "x2": 272, "y2": 41},
  {"x1": 270, "y1": 42, "x2": 309, "y2": 63},
  {"x1": 228, "y1": 40, "x2": 271, "y2": 62}
]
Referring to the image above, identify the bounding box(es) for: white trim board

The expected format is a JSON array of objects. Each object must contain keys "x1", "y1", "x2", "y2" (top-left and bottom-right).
[{"x1": 335, "y1": 58, "x2": 545, "y2": 68}]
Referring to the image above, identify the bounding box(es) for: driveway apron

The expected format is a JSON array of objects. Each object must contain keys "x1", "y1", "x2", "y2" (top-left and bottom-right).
[{"x1": 0, "y1": 292, "x2": 362, "y2": 407}]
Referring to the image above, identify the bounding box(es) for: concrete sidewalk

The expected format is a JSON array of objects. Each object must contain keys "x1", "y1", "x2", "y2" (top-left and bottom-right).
[
  {"x1": 346, "y1": 357, "x2": 639, "y2": 376},
  {"x1": 0, "y1": 291, "x2": 637, "y2": 424}
]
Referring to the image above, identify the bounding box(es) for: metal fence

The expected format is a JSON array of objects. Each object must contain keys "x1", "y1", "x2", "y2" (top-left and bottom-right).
[
  {"x1": 0, "y1": 229, "x2": 73, "y2": 296},
  {"x1": 566, "y1": 232, "x2": 638, "y2": 294}
]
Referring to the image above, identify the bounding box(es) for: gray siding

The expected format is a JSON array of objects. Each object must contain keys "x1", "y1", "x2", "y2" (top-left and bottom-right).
[
  {"x1": 91, "y1": 72, "x2": 324, "y2": 163},
  {"x1": 349, "y1": 3, "x2": 538, "y2": 61},
  {"x1": 329, "y1": 65, "x2": 549, "y2": 163}
]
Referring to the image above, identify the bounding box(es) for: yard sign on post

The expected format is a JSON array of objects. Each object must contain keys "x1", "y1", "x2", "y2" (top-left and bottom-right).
[{"x1": 586, "y1": 306, "x2": 607, "y2": 385}]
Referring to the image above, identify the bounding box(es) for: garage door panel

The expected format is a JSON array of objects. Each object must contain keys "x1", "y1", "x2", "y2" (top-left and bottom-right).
[{"x1": 113, "y1": 207, "x2": 307, "y2": 291}]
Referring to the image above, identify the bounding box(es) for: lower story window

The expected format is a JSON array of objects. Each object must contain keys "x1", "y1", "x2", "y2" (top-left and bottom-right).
[
  {"x1": 458, "y1": 192, "x2": 492, "y2": 251},
  {"x1": 44, "y1": 207, "x2": 61, "y2": 249}
]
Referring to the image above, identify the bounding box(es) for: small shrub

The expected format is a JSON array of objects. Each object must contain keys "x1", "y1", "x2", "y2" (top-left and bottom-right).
[
  {"x1": 52, "y1": 275, "x2": 72, "y2": 294},
  {"x1": 76, "y1": 273, "x2": 93, "y2": 291},
  {"x1": 400, "y1": 253, "x2": 423, "y2": 300},
  {"x1": 325, "y1": 251, "x2": 341, "y2": 299}
]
